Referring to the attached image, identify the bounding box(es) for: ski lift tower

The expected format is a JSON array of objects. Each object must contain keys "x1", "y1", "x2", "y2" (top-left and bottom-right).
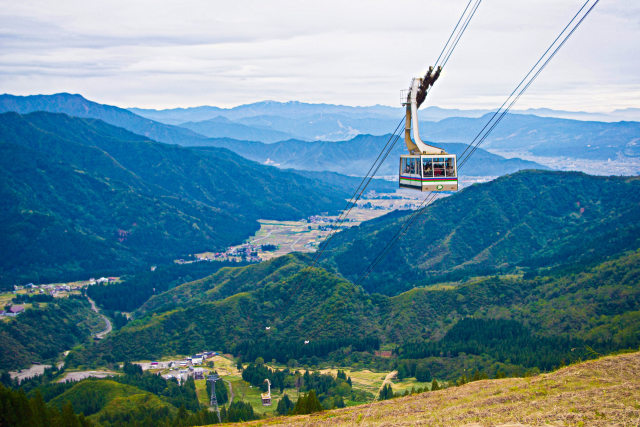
[{"x1": 207, "y1": 373, "x2": 221, "y2": 423}]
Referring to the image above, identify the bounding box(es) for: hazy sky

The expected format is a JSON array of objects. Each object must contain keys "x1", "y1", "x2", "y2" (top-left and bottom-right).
[{"x1": 1, "y1": 0, "x2": 638, "y2": 111}]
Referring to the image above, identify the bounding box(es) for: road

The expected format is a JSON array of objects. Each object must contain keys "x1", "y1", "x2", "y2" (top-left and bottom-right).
[
  {"x1": 251, "y1": 229, "x2": 274, "y2": 244},
  {"x1": 224, "y1": 379, "x2": 234, "y2": 404},
  {"x1": 87, "y1": 296, "x2": 112, "y2": 339},
  {"x1": 289, "y1": 236, "x2": 303, "y2": 252}
]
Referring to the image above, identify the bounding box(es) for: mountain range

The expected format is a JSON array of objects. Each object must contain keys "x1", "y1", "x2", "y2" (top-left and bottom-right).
[
  {"x1": 130, "y1": 100, "x2": 640, "y2": 156},
  {"x1": 3, "y1": 94, "x2": 638, "y2": 163},
  {"x1": 0, "y1": 112, "x2": 354, "y2": 287},
  {"x1": 0, "y1": 93, "x2": 209, "y2": 146},
  {"x1": 0, "y1": 93, "x2": 550, "y2": 177},
  {"x1": 196, "y1": 135, "x2": 547, "y2": 176},
  {"x1": 419, "y1": 113, "x2": 640, "y2": 159},
  {"x1": 130, "y1": 101, "x2": 640, "y2": 125}
]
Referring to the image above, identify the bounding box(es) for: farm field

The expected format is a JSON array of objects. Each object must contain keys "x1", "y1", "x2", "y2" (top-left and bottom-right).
[
  {"x1": 315, "y1": 368, "x2": 433, "y2": 397},
  {"x1": 241, "y1": 190, "x2": 438, "y2": 261}
]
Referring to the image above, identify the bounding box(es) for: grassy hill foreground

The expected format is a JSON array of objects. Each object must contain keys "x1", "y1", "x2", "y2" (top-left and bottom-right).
[{"x1": 241, "y1": 351, "x2": 640, "y2": 426}]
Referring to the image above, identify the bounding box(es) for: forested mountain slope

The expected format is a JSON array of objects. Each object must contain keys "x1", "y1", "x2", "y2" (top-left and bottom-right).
[
  {"x1": 70, "y1": 254, "x2": 381, "y2": 366},
  {"x1": 0, "y1": 112, "x2": 349, "y2": 286},
  {"x1": 321, "y1": 170, "x2": 640, "y2": 295},
  {"x1": 0, "y1": 297, "x2": 101, "y2": 370},
  {"x1": 73, "y1": 246, "x2": 640, "y2": 378},
  {"x1": 195, "y1": 135, "x2": 546, "y2": 177}
]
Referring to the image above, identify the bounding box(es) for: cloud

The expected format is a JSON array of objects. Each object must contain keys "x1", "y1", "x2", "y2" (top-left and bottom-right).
[{"x1": 0, "y1": 0, "x2": 637, "y2": 111}]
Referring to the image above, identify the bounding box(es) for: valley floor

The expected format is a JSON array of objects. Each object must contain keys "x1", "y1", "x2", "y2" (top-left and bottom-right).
[{"x1": 238, "y1": 351, "x2": 640, "y2": 426}]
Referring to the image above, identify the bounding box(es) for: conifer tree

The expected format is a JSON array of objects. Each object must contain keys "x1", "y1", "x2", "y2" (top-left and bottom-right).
[
  {"x1": 61, "y1": 402, "x2": 81, "y2": 427},
  {"x1": 277, "y1": 393, "x2": 294, "y2": 415},
  {"x1": 378, "y1": 384, "x2": 394, "y2": 401},
  {"x1": 291, "y1": 390, "x2": 323, "y2": 415}
]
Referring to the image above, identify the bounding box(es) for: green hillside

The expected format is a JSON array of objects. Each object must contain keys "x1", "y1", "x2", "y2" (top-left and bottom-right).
[
  {"x1": 71, "y1": 246, "x2": 640, "y2": 379},
  {"x1": 71, "y1": 254, "x2": 381, "y2": 366},
  {"x1": 0, "y1": 112, "x2": 350, "y2": 287},
  {"x1": 49, "y1": 379, "x2": 177, "y2": 423},
  {"x1": 321, "y1": 170, "x2": 640, "y2": 295},
  {"x1": 0, "y1": 297, "x2": 101, "y2": 370}
]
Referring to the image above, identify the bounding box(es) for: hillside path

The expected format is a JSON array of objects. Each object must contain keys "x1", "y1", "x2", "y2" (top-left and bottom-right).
[
  {"x1": 224, "y1": 379, "x2": 234, "y2": 404},
  {"x1": 87, "y1": 296, "x2": 112, "y2": 339}
]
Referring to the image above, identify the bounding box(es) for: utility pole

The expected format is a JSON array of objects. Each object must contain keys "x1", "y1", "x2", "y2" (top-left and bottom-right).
[{"x1": 207, "y1": 373, "x2": 221, "y2": 423}]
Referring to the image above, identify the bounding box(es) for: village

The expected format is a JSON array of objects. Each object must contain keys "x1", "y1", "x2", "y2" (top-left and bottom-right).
[
  {"x1": 0, "y1": 277, "x2": 119, "y2": 319},
  {"x1": 137, "y1": 351, "x2": 220, "y2": 383},
  {"x1": 190, "y1": 189, "x2": 443, "y2": 263}
]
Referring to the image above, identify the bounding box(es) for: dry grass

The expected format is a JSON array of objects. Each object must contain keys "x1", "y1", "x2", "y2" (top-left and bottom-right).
[{"x1": 233, "y1": 351, "x2": 640, "y2": 426}]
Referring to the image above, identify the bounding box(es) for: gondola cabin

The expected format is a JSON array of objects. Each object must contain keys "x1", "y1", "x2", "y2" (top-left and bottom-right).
[
  {"x1": 399, "y1": 73, "x2": 458, "y2": 192},
  {"x1": 399, "y1": 154, "x2": 458, "y2": 192}
]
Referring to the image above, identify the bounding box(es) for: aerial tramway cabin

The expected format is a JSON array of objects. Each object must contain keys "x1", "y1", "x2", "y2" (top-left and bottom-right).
[
  {"x1": 399, "y1": 154, "x2": 458, "y2": 191},
  {"x1": 399, "y1": 71, "x2": 458, "y2": 192},
  {"x1": 261, "y1": 379, "x2": 272, "y2": 406}
]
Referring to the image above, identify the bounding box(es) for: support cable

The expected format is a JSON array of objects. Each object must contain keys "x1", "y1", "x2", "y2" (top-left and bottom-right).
[
  {"x1": 353, "y1": 0, "x2": 600, "y2": 289},
  {"x1": 457, "y1": 0, "x2": 594, "y2": 163},
  {"x1": 459, "y1": 0, "x2": 599, "y2": 167},
  {"x1": 440, "y1": 0, "x2": 482, "y2": 69},
  {"x1": 315, "y1": 0, "x2": 481, "y2": 269}
]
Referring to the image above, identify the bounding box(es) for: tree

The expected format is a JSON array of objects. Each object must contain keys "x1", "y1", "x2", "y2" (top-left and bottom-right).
[
  {"x1": 174, "y1": 404, "x2": 189, "y2": 427},
  {"x1": 276, "y1": 394, "x2": 294, "y2": 415},
  {"x1": 225, "y1": 400, "x2": 257, "y2": 422},
  {"x1": 431, "y1": 379, "x2": 440, "y2": 391},
  {"x1": 61, "y1": 402, "x2": 81, "y2": 427},
  {"x1": 123, "y1": 361, "x2": 142, "y2": 376},
  {"x1": 415, "y1": 363, "x2": 431, "y2": 382},
  {"x1": 378, "y1": 384, "x2": 394, "y2": 401},
  {"x1": 291, "y1": 390, "x2": 323, "y2": 415}
]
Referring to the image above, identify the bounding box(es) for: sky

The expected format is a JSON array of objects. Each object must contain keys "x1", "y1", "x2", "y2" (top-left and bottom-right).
[{"x1": 1, "y1": 0, "x2": 638, "y2": 111}]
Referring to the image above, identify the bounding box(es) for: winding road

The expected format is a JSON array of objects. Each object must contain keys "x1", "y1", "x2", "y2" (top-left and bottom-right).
[{"x1": 87, "y1": 296, "x2": 112, "y2": 339}]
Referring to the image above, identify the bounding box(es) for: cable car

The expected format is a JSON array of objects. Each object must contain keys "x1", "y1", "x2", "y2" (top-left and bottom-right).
[{"x1": 399, "y1": 74, "x2": 458, "y2": 192}]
